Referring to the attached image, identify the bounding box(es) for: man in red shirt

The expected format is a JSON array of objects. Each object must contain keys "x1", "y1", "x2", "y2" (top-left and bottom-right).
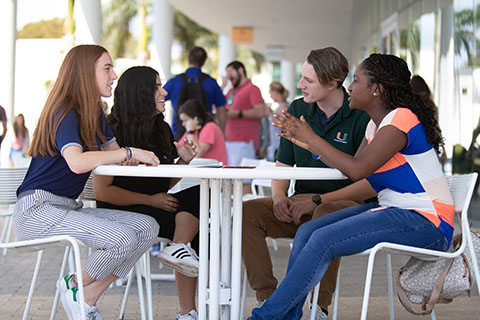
[{"x1": 224, "y1": 61, "x2": 266, "y2": 193}]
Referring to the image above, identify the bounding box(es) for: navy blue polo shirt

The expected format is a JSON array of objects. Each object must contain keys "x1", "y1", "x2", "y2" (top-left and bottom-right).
[
  {"x1": 164, "y1": 67, "x2": 226, "y2": 134},
  {"x1": 17, "y1": 108, "x2": 115, "y2": 199}
]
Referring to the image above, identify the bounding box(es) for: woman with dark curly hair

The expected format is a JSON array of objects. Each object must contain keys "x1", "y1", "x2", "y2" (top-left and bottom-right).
[
  {"x1": 93, "y1": 66, "x2": 201, "y2": 320},
  {"x1": 247, "y1": 54, "x2": 453, "y2": 319}
]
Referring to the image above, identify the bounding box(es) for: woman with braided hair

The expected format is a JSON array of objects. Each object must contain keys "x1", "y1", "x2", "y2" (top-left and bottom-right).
[{"x1": 247, "y1": 53, "x2": 453, "y2": 320}]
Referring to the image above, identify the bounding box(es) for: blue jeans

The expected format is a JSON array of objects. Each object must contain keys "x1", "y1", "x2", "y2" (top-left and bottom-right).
[{"x1": 248, "y1": 203, "x2": 448, "y2": 320}]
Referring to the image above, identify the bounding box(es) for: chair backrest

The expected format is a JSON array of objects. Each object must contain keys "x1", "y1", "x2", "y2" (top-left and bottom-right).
[
  {"x1": 12, "y1": 157, "x2": 31, "y2": 168},
  {"x1": 0, "y1": 167, "x2": 28, "y2": 205},
  {"x1": 80, "y1": 173, "x2": 96, "y2": 202},
  {"x1": 251, "y1": 160, "x2": 276, "y2": 197},
  {"x1": 249, "y1": 160, "x2": 297, "y2": 198},
  {"x1": 445, "y1": 173, "x2": 478, "y2": 233}
]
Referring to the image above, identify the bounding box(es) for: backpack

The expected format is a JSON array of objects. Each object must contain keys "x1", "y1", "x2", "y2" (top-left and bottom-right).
[{"x1": 175, "y1": 73, "x2": 208, "y2": 140}]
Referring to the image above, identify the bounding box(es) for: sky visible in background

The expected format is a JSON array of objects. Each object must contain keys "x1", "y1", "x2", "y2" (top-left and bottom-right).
[{"x1": 17, "y1": 0, "x2": 68, "y2": 30}]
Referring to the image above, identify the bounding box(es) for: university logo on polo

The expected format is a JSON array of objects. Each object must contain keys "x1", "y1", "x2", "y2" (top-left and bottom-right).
[{"x1": 334, "y1": 132, "x2": 348, "y2": 144}]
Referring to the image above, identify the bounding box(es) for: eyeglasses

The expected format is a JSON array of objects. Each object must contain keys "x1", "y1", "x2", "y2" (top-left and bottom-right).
[{"x1": 227, "y1": 93, "x2": 234, "y2": 105}]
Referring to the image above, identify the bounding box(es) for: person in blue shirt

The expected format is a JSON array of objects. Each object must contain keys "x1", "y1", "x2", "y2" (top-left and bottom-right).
[
  {"x1": 13, "y1": 45, "x2": 163, "y2": 320},
  {"x1": 164, "y1": 46, "x2": 227, "y2": 138}
]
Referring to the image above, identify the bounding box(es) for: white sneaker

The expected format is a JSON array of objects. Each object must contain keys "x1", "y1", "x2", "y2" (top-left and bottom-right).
[
  {"x1": 57, "y1": 285, "x2": 101, "y2": 320},
  {"x1": 57, "y1": 274, "x2": 76, "y2": 319},
  {"x1": 304, "y1": 305, "x2": 328, "y2": 320},
  {"x1": 157, "y1": 243, "x2": 199, "y2": 277},
  {"x1": 177, "y1": 309, "x2": 198, "y2": 320}
]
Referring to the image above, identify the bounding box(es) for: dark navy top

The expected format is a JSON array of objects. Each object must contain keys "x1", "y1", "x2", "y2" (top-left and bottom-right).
[
  {"x1": 164, "y1": 67, "x2": 226, "y2": 134},
  {"x1": 17, "y1": 108, "x2": 115, "y2": 199}
]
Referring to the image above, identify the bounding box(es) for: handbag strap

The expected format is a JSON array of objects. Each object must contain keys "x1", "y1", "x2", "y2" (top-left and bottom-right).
[{"x1": 396, "y1": 257, "x2": 454, "y2": 315}]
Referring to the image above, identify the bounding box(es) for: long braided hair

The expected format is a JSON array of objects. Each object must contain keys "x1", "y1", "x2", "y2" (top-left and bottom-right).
[{"x1": 361, "y1": 54, "x2": 443, "y2": 153}]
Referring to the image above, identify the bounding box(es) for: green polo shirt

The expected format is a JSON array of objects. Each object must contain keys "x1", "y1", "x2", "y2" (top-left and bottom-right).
[{"x1": 276, "y1": 89, "x2": 370, "y2": 195}]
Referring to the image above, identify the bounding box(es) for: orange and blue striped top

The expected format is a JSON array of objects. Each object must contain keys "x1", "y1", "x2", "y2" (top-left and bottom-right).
[{"x1": 365, "y1": 108, "x2": 454, "y2": 243}]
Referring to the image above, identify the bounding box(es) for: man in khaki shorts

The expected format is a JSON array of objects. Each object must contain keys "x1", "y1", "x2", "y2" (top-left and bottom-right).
[{"x1": 242, "y1": 47, "x2": 370, "y2": 319}]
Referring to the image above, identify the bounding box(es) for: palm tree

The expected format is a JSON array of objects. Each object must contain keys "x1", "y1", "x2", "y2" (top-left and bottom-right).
[
  {"x1": 453, "y1": 5, "x2": 480, "y2": 67},
  {"x1": 102, "y1": 0, "x2": 137, "y2": 59},
  {"x1": 63, "y1": 0, "x2": 75, "y2": 49},
  {"x1": 400, "y1": 22, "x2": 420, "y2": 72},
  {"x1": 137, "y1": 0, "x2": 149, "y2": 65}
]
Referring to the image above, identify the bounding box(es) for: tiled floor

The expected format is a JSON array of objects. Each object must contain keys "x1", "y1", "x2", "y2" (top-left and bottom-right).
[{"x1": 1, "y1": 199, "x2": 480, "y2": 320}]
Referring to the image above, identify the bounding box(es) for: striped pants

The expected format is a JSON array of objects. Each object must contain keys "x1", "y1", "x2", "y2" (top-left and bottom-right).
[{"x1": 13, "y1": 189, "x2": 159, "y2": 280}]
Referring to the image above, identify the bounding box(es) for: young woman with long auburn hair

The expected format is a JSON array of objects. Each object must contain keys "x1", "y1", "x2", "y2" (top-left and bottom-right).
[{"x1": 14, "y1": 45, "x2": 161, "y2": 320}]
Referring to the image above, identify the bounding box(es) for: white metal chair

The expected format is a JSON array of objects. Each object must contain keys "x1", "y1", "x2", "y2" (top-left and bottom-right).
[
  {"x1": 0, "y1": 167, "x2": 28, "y2": 256},
  {"x1": 12, "y1": 156, "x2": 32, "y2": 168},
  {"x1": 310, "y1": 173, "x2": 480, "y2": 320},
  {"x1": 240, "y1": 160, "x2": 297, "y2": 317},
  {"x1": 80, "y1": 173, "x2": 172, "y2": 320},
  {"x1": 1, "y1": 235, "x2": 87, "y2": 320},
  {"x1": 118, "y1": 237, "x2": 175, "y2": 320},
  {"x1": 0, "y1": 167, "x2": 87, "y2": 319}
]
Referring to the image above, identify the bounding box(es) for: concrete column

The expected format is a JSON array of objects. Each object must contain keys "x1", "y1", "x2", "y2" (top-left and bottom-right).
[
  {"x1": 218, "y1": 35, "x2": 236, "y2": 77},
  {"x1": 218, "y1": 35, "x2": 236, "y2": 93},
  {"x1": 0, "y1": 0, "x2": 17, "y2": 119},
  {"x1": 151, "y1": 0, "x2": 173, "y2": 80},
  {"x1": 418, "y1": 12, "x2": 435, "y2": 88},
  {"x1": 437, "y1": 5, "x2": 455, "y2": 164},
  {"x1": 280, "y1": 59, "x2": 296, "y2": 101},
  {"x1": 74, "y1": 0, "x2": 102, "y2": 45}
]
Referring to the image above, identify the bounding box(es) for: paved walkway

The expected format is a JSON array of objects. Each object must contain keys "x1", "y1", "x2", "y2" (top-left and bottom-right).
[{"x1": 2, "y1": 196, "x2": 480, "y2": 319}]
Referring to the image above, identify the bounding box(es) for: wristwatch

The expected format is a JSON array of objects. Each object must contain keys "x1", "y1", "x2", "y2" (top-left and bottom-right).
[{"x1": 312, "y1": 194, "x2": 322, "y2": 206}]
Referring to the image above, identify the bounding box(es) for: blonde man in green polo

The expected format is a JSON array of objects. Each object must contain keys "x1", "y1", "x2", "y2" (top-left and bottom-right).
[{"x1": 242, "y1": 47, "x2": 370, "y2": 320}]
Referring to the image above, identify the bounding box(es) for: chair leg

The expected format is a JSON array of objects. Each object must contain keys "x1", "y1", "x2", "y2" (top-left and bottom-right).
[
  {"x1": 240, "y1": 269, "x2": 247, "y2": 319},
  {"x1": 360, "y1": 251, "x2": 378, "y2": 320},
  {"x1": 386, "y1": 253, "x2": 395, "y2": 320},
  {"x1": 135, "y1": 261, "x2": 147, "y2": 320},
  {"x1": 0, "y1": 215, "x2": 8, "y2": 254},
  {"x1": 70, "y1": 241, "x2": 86, "y2": 320},
  {"x1": 332, "y1": 260, "x2": 342, "y2": 320},
  {"x1": 119, "y1": 269, "x2": 134, "y2": 320},
  {"x1": 143, "y1": 253, "x2": 154, "y2": 320},
  {"x1": 50, "y1": 246, "x2": 71, "y2": 320},
  {"x1": 2, "y1": 215, "x2": 13, "y2": 256},
  {"x1": 465, "y1": 230, "x2": 480, "y2": 295},
  {"x1": 23, "y1": 250, "x2": 44, "y2": 320},
  {"x1": 310, "y1": 283, "x2": 320, "y2": 320}
]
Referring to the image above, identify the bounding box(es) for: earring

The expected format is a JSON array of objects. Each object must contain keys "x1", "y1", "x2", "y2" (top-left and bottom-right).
[{"x1": 373, "y1": 92, "x2": 378, "y2": 96}]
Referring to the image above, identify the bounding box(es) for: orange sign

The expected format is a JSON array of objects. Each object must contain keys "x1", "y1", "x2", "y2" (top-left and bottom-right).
[{"x1": 232, "y1": 27, "x2": 253, "y2": 44}]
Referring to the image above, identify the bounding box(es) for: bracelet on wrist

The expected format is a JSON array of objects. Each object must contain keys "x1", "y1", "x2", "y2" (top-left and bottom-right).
[
  {"x1": 122, "y1": 147, "x2": 128, "y2": 161},
  {"x1": 124, "y1": 146, "x2": 133, "y2": 161},
  {"x1": 187, "y1": 130, "x2": 196, "y2": 135},
  {"x1": 238, "y1": 110, "x2": 244, "y2": 118}
]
